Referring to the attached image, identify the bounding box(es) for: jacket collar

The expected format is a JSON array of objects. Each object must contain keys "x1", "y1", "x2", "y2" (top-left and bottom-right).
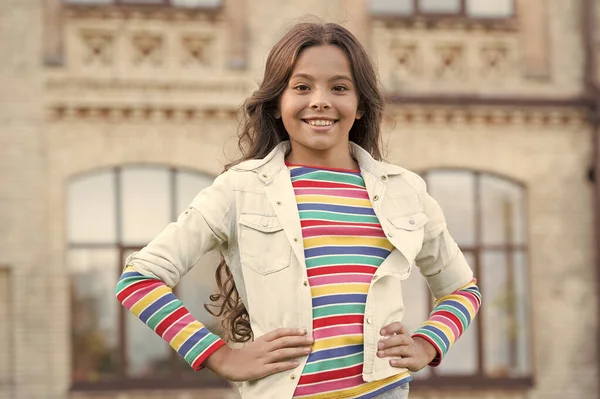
[{"x1": 231, "y1": 140, "x2": 406, "y2": 183}]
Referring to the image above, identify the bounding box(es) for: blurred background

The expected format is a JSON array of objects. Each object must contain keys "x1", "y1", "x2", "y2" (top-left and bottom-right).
[{"x1": 1, "y1": 0, "x2": 599, "y2": 398}]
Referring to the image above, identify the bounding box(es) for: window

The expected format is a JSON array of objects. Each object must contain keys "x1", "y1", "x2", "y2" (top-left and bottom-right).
[
  {"x1": 67, "y1": 167, "x2": 226, "y2": 389},
  {"x1": 64, "y1": 0, "x2": 221, "y2": 7},
  {"x1": 369, "y1": 0, "x2": 514, "y2": 18},
  {"x1": 403, "y1": 170, "x2": 532, "y2": 387}
]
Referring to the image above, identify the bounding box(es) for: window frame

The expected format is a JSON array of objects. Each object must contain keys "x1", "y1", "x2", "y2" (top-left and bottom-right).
[
  {"x1": 408, "y1": 169, "x2": 534, "y2": 390},
  {"x1": 67, "y1": 166, "x2": 229, "y2": 391},
  {"x1": 370, "y1": 0, "x2": 517, "y2": 26}
]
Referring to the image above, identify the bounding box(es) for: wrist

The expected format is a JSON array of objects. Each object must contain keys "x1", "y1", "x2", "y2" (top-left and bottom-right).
[
  {"x1": 204, "y1": 344, "x2": 232, "y2": 376},
  {"x1": 413, "y1": 336, "x2": 438, "y2": 365}
]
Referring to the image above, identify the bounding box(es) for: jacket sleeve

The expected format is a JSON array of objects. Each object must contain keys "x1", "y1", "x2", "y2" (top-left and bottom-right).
[{"x1": 115, "y1": 171, "x2": 235, "y2": 370}]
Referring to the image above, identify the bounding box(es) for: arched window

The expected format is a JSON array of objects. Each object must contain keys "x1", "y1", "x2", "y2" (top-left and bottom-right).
[
  {"x1": 403, "y1": 170, "x2": 532, "y2": 387},
  {"x1": 67, "y1": 166, "x2": 226, "y2": 389}
]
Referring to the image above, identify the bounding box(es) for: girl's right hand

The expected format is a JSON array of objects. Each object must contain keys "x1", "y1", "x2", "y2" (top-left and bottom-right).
[{"x1": 204, "y1": 328, "x2": 313, "y2": 382}]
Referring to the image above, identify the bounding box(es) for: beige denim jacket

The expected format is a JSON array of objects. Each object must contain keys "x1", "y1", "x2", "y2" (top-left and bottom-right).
[{"x1": 127, "y1": 141, "x2": 473, "y2": 399}]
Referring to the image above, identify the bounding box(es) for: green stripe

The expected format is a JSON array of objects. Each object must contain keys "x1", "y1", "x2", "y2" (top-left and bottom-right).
[
  {"x1": 313, "y1": 304, "x2": 365, "y2": 318},
  {"x1": 415, "y1": 328, "x2": 448, "y2": 355},
  {"x1": 436, "y1": 304, "x2": 468, "y2": 329},
  {"x1": 291, "y1": 171, "x2": 365, "y2": 187},
  {"x1": 299, "y1": 211, "x2": 379, "y2": 224},
  {"x1": 115, "y1": 274, "x2": 157, "y2": 293},
  {"x1": 303, "y1": 352, "x2": 364, "y2": 373},
  {"x1": 147, "y1": 300, "x2": 181, "y2": 330},
  {"x1": 183, "y1": 333, "x2": 218, "y2": 364},
  {"x1": 306, "y1": 255, "x2": 382, "y2": 268}
]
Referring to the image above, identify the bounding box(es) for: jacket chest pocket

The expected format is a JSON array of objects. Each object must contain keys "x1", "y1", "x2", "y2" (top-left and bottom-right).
[
  {"x1": 387, "y1": 212, "x2": 428, "y2": 265},
  {"x1": 238, "y1": 214, "x2": 292, "y2": 275}
]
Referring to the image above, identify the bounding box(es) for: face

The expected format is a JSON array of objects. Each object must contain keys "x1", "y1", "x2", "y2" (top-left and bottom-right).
[{"x1": 277, "y1": 44, "x2": 362, "y2": 161}]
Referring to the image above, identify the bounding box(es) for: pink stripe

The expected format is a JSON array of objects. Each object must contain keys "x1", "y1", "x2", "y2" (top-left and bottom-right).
[
  {"x1": 312, "y1": 324, "x2": 363, "y2": 340},
  {"x1": 163, "y1": 314, "x2": 196, "y2": 342},
  {"x1": 293, "y1": 188, "x2": 369, "y2": 199},
  {"x1": 122, "y1": 281, "x2": 163, "y2": 309},
  {"x1": 302, "y1": 225, "x2": 386, "y2": 238},
  {"x1": 455, "y1": 290, "x2": 481, "y2": 310},
  {"x1": 294, "y1": 375, "x2": 363, "y2": 395},
  {"x1": 309, "y1": 274, "x2": 373, "y2": 286},
  {"x1": 429, "y1": 314, "x2": 461, "y2": 338}
]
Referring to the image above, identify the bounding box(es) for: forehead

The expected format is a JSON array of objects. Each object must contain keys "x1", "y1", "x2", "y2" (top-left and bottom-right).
[{"x1": 292, "y1": 45, "x2": 353, "y2": 79}]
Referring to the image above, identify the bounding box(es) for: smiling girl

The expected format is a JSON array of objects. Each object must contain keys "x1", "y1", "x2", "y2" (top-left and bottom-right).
[{"x1": 116, "y1": 22, "x2": 481, "y2": 399}]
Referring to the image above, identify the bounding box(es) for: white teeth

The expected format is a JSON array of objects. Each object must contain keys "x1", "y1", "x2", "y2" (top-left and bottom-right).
[{"x1": 307, "y1": 120, "x2": 334, "y2": 126}]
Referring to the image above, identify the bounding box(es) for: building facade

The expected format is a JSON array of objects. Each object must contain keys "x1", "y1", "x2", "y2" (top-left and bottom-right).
[{"x1": 0, "y1": 0, "x2": 599, "y2": 398}]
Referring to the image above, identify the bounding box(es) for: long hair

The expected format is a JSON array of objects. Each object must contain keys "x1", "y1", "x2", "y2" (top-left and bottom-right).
[{"x1": 204, "y1": 21, "x2": 386, "y2": 343}]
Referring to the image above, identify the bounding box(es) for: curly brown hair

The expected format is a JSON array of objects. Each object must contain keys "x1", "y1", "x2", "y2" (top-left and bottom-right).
[{"x1": 204, "y1": 21, "x2": 385, "y2": 343}]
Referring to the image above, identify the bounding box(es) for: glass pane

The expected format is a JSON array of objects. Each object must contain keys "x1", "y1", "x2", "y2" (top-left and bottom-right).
[
  {"x1": 68, "y1": 171, "x2": 116, "y2": 244},
  {"x1": 480, "y1": 174, "x2": 526, "y2": 246},
  {"x1": 120, "y1": 0, "x2": 165, "y2": 3},
  {"x1": 436, "y1": 251, "x2": 477, "y2": 375},
  {"x1": 481, "y1": 251, "x2": 511, "y2": 376},
  {"x1": 369, "y1": 0, "x2": 414, "y2": 15},
  {"x1": 401, "y1": 268, "x2": 432, "y2": 379},
  {"x1": 121, "y1": 168, "x2": 171, "y2": 246},
  {"x1": 65, "y1": 0, "x2": 112, "y2": 3},
  {"x1": 172, "y1": 0, "x2": 221, "y2": 6},
  {"x1": 426, "y1": 171, "x2": 476, "y2": 247},
  {"x1": 467, "y1": 0, "x2": 513, "y2": 18},
  {"x1": 513, "y1": 250, "x2": 531, "y2": 375},
  {"x1": 69, "y1": 248, "x2": 120, "y2": 381},
  {"x1": 176, "y1": 171, "x2": 214, "y2": 215},
  {"x1": 122, "y1": 249, "x2": 172, "y2": 377},
  {"x1": 420, "y1": 0, "x2": 460, "y2": 13}
]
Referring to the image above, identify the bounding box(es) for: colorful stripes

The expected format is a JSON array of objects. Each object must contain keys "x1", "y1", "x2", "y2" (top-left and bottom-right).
[
  {"x1": 115, "y1": 265, "x2": 225, "y2": 370},
  {"x1": 288, "y1": 164, "x2": 409, "y2": 399},
  {"x1": 412, "y1": 279, "x2": 481, "y2": 366}
]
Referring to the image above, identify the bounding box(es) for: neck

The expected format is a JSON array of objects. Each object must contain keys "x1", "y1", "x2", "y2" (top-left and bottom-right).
[{"x1": 285, "y1": 146, "x2": 358, "y2": 170}]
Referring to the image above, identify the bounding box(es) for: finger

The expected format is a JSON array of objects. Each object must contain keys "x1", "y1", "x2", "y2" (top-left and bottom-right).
[
  {"x1": 380, "y1": 322, "x2": 407, "y2": 336},
  {"x1": 268, "y1": 335, "x2": 314, "y2": 350},
  {"x1": 378, "y1": 333, "x2": 412, "y2": 350},
  {"x1": 388, "y1": 357, "x2": 414, "y2": 370},
  {"x1": 268, "y1": 346, "x2": 311, "y2": 363},
  {"x1": 377, "y1": 345, "x2": 412, "y2": 359},
  {"x1": 262, "y1": 328, "x2": 306, "y2": 342}
]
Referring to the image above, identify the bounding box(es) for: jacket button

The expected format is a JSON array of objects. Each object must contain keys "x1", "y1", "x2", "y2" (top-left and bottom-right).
[
  {"x1": 276, "y1": 201, "x2": 282, "y2": 206},
  {"x1": 380, "y1": 175, "x2": 388, "y2": 181},
  {"x1": 262, "y1": 174, "x2": 268, "y2": 179},
  {"x1": 303, "y1": 280, "x2": 308, "y2": 286},
  {"x1": 293, "y1": 237, "x2": 299, "y2": 243},
  {"x1": 261, "y1": 220, "x2": 268, "y2": 227},
  {"x1": 366, "y1": 318, "x2": 372, "y2": 324},
  {"x1": 372, "y1": 275, "x2": 378, "y2": 281},
  {"x1": 409, "y1": 219, "x2": 415, "y2": 225},
  {"x1": 387, "y1": 232, "x2": 393, "y2": 238},
  {"x1": 290, "y1": 374, "x2": 296, "y2": 380},
  {"x1": 373, "y1": 195, "x2": 379, "y2": 201}
]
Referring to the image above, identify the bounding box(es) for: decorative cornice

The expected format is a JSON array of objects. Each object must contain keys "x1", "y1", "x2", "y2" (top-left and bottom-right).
[
  {"x1": 47, "y1": 105, "x2": 238, "y2": 123},
  {"x1": 371, "y1": 15, "x2": 519, "y2": 32},
  {"x1": 64, "y1": 4, "x2": 223, "y2": 22}
]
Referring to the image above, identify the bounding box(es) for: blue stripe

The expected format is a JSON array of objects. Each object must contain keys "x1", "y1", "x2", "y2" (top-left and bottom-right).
[
  {"x1": 439, "y1": 299, "x2": 472, "y2": 325},
  {"x1": 121, "y1": 271, "x2": 142, "y2": 278},
  {"x1": 139, "y1": 293, "x2": 178, "y2": 323},
  {"x1": 177, "y1": 328, "x2": 211, "y2": 358},
  {"x1": 305, "y1": 246, "x2": 391, "y2": 258},
  {"x1": 420, "y1": 324, "x2": 450, "y2": 352},
  {"x1": 306, "y1": 344, "x2": 363, "y2": 363},
  {"x1": 312, "y1": 293, "x2": 367, "y2": 307},
  {"x1": 297, "y1": 203, "x2": 376, "y2": 215}
]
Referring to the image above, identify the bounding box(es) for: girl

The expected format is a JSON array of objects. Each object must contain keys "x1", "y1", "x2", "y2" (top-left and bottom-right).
[{"x1": 116, "y1": 22, "x2": 481, "y2": 399}]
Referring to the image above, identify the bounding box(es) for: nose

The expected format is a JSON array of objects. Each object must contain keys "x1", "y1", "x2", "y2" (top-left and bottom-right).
[{"x1": 310, "y1": 90, "x2": 331, "y2": 110}]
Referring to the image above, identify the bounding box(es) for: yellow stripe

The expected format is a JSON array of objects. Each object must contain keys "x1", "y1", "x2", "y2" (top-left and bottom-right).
[
  {"x1": 311, "y1": 334, "x2": 363, "y2": 352},
  {"x1": 295, "y1": 195, "x2": 372, "y2": 207},
  {"x1": 170, "y1": 320, "x2": 204, "y2": 350},
  {"x1": 434, "y1": 292, "x2": 475, "y2": 313},
  {"x1": 299, "y1": 372, "x2": 410, "y2": 399},
  {"x1": 304, "y1": 236, "x2": 394, "y2": 250},
  {"x1": 311, "y1": 283, "x2": 369, "y2": 297},
  {"x1": 423, "y1": 320, "x2": 456, "y2": 345},
  {"x1": 130, "y1": 285, "x2": 171, "y2": 316}
]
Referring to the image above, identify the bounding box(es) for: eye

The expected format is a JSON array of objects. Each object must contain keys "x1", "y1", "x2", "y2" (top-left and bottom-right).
[
  {"x1": 332, "y1": 85, "x2": 349, "y2": 92},
  {"x1": 293, "y1": 84, "x2": 310, "y2": 92}
]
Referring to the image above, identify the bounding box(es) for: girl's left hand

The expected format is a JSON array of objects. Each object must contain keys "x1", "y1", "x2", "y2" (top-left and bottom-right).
[{"x1": 376, "y1": 322, "x2": 438, "y2": 372}]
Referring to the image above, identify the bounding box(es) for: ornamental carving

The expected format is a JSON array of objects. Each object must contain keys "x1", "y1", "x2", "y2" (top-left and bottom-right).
[
  {"x1": 131, "y1": 32, "x2": 164, "y2": 67},
  {"x1": 435, "y1": 44, "x2": 465, "y2": 79},
  {"x1": 181, "y1": 35, "x2": 212, "y2": 67},
  {"x1": 80, "y1": 30, "x2": 114, "y2": 66}
]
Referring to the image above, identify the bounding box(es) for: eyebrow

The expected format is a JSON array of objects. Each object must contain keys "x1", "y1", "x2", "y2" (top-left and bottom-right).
[{"x1": 290, "y1": 73, "x2": 353, "y2": 83}]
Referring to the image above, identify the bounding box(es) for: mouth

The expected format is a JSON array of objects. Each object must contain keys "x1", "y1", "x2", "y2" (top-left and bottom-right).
[{"x1": 302, "y1": 119, "x2": 339, "y2": 128}]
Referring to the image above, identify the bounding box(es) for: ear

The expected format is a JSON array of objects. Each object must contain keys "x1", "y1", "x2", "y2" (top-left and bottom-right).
[
  {"x1": 355, "y1": 108, "x2": 364, "y2": 120},
  {"x1": 274, "y1": 109, "x2": 281, "y2": 119}
]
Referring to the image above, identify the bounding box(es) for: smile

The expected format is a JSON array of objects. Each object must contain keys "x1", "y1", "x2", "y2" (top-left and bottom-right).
[{"x1": 302, "y1": 119, "x2": 338, "y2": 127}]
